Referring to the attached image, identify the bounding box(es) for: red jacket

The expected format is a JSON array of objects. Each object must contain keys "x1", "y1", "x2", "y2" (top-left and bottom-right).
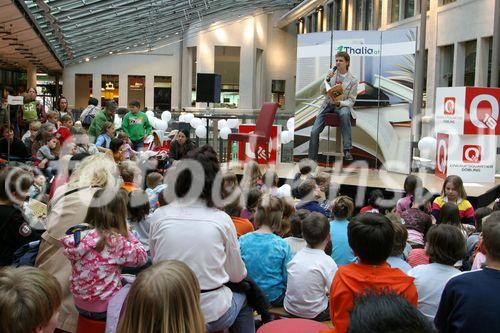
[
  {"x1": 57, "y1": 126, "x2": 72, "y2": 144},
  {"x1": 330, "y1": 262, "x2": 418, "y2": 333}
]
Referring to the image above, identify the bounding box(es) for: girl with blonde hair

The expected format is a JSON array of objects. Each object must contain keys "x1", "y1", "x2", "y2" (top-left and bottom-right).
[{"x1": 117, "y1": 260, "x2": 205, "y2": 333}]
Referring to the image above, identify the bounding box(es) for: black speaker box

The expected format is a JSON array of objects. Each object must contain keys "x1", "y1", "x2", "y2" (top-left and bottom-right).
[{"x1": 196, "y1": 73, "x2": 221, "y2": 103}]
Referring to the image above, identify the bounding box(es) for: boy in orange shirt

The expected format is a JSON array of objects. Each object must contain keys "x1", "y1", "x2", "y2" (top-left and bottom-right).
[{"x1": 329, "y1": 213, "x2": 418, "y2": 333}]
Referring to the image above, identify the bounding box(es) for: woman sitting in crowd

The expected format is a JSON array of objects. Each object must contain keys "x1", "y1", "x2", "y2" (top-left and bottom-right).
[{"x1": 168, "y1": 128, "x2": 196, "y2": 163}]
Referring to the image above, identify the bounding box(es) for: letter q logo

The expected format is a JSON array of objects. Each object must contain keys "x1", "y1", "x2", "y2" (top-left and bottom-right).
[
  {"x1": 469, "y1": 94, "x2": 499, "y2": 130},
  {"x1": 444, "y1": 97, "x2": 455, "y2": 115},
  {"x1": 463, "y1": 145, "x2": 481, "y2": 164},
  {"x1": 436, "y1": 139, "x2": 448, "y2": 174}
]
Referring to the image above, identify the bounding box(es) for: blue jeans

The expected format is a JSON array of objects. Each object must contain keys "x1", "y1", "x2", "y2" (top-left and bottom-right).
[
  {"x1": 206, "y1": 292, "x2": 255, "y2": 333},
  {"x1": 308, "y1": 104, "x2": 352, "y2": 161},
  {"x1": 131, "y1": 139, "x2": 144, "y2": 152}
]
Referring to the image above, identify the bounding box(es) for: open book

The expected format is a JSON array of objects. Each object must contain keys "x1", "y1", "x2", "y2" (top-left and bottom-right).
[{"x1": 324, "y1": 80, "x2": 344, "y2": 103}]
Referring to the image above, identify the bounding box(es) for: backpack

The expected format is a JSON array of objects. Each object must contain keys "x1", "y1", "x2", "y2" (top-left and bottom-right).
[{"x1": 81, "y1": 105, "x2": 98, "y2": 127}]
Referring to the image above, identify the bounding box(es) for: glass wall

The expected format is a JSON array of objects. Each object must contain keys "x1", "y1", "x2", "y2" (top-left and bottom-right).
[
  {"x1": 74, "y1": 74, "x2": 92, "y2": 109},
  {"x1": 439, "y1": 44, "x2": 454, "y2": 87},
  {"x1": 390, "y1": 0, "x2": 400, "y2": 23},
  {"x1": 101, "y1": 74, "x2": 119, "y2": 106},
  {"x1": 154, "y1": 76, "x2": 171, "y2": 111},
  {"x1": 128, "y1": 75, "x2": 145, "y2": 108},
  {"x1": 214, "y1": 46, "x2": 240, "y2": 108},
  {"x1": 404, "y1": 0, "x2": 414, "y2": 18},
  {"x1": 464, "y1": 40, "x2": 477, "y2": 86}
]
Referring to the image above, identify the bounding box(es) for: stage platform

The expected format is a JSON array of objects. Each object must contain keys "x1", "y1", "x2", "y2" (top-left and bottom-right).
[{"x1": 225, "y1": 162, "x2": 500, "y2": 208}]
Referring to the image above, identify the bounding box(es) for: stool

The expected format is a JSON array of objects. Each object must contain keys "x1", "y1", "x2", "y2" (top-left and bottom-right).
[
  {"x1": 324, "y1": 113, "x2": 356, "y2": 167},
  {"x1": 76, "y1": 315, "x2": 106, "y2": 333},
  {"x1": 257, "y1": 318, "x2": 331, "y2": 333}
]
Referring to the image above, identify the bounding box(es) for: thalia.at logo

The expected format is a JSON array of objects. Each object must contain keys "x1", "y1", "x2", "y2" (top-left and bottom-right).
[
  {"x1": 463, "y1": 145, "x2": 481, "y2": 163},
  {"x1": 336, "y1": 45, "x2": 380, "y2": 55}
]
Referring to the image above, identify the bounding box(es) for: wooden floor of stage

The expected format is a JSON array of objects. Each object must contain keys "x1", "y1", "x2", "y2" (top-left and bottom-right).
[{"x1": 225, "y1": 162, "x2": 500, "y2": 200}]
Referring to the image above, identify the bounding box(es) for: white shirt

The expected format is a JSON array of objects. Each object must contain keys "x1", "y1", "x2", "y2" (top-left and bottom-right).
[
  {"x1": 149, "y1": 200, "x2": 247, "y2": 323},
  {"x1": 408, "y1": 263, "x2": 461, "y2": 320},
  {"x1": 284, "y1": 247, "x2": 338, "y2": 318}
]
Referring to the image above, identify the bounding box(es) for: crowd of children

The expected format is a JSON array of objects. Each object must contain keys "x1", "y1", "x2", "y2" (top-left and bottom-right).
[{"x1": 0, "y1": 96, "x2": 500, "y2": 333}]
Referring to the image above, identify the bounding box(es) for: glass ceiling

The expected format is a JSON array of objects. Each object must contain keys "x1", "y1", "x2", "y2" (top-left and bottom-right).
[{"x1": 21, "y1": 0, "x2": 300, "y2": 65}]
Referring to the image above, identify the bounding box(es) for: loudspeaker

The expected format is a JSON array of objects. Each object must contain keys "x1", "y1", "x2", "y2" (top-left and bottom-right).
[{"x1": 196, "y1": 73, "x2": 221, "y2": 103}]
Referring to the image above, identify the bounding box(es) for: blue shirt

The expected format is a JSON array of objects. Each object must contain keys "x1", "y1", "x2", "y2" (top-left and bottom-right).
[
  {"x1": 239, "y1": 232, "x2": 292, "y2": 302},
  {"x1": 95, "y1": 133, "x2": 111, "y2": 148},
  {"x1": 296, "y1": 200, "x2": 330, "y2": 217},
  {"x1": 330, "y1": 219, "x2": 356, "y2": 266},
  {"x1": 435, "y1": 268, "x2": 500, "y2": 333}
]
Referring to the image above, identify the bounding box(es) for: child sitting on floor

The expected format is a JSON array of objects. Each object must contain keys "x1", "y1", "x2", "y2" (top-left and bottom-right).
[
  {"x1": 95, "y1": 121, "x2": 114, "y2": 149},
  {"x1": 239, "y1": 194, "x2": 292, "y2": 306},
  {"x1": 295, "y1": 178, "x2": 329, "y2": 217},
  {"x1": 284, "y1": 212, "x2": 338, "y2": 321},
  {"x1": 0, "y1": 266, "x2": 62, "y2": 333},
  {"x1": 408, "y1": 224, "x2": 466, "y2": 320},
  {"x1": 396, "y1": 175, "x2": 422, "y2": 215},
  {"x1": 330, "y1": 196, "x2": 356, "y2": 266},
  {"x1": 145, "y1": 172, "x2": 165, "y2": 211},
  {"x1": 432, "y1": 175, "x2": 474, "y2": 225},
  {"x1": 329, "y1": 213, "x2": 418, "y2": 333},
  {"x1": 61, "y1": 189, "x2": 147, "y2": 320},
  {"x1": 386, "y1": 214, "x2": 412, "y2": 273},
  {"x1": 56, "y1": 114, "x2": 73, "y2": 144},
  {"x1": 285, "y1": 209, "x2": 308, "y2": 256}
]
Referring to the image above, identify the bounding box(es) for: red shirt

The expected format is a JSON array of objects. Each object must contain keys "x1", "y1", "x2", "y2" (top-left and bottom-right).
[
  {"x1": 57, "y1": 126, "x2": 72, "y2": 144},
  {"x1": 330, "y1": 262, "x2": 418, "y2": 333}
]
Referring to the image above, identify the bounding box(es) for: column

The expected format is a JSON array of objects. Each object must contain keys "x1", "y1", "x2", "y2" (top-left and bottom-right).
[
  {"x1": 92, "y1": 73, "x2": 101, "y2": 105},
  {"x1": 424, "y1": 0, "x2": 438, "y2": 115},
  {"x1": 145, "y1": 75, "x2": 155, "y2": 110},
  {"x1": 475, "y1": 37, "x2": 489, "y2": 87},
  {"x1": 27, "y1": 65, "x2": 37, "y2": 89},
  {"x1": 452, "y1": 42, "x2": 465, "y2": 86},
  {"x1": 119, "y1": 74, "x2": 128, "y2": 107},
  {"x1": 380, "y1": 0, "x2": 389, "y2": 28}
]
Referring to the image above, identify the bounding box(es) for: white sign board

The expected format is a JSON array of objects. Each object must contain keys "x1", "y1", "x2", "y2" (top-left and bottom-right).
[
  {"x1": 435, "y1": 132, "x2": 496, "y2": 183},
  {"x1": 7, "y1": 95, "x2": 24, "y2": 105}
]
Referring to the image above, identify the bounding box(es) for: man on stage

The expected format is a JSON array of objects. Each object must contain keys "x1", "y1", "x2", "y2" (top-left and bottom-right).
[{"x1": 308, "y1": 51, "x2": 358, "y2": 161}]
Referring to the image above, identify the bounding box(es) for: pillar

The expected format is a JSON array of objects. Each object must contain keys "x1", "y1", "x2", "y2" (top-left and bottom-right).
[{"x1": 27, "y1": 65, "x2": 37, "y2": 89}]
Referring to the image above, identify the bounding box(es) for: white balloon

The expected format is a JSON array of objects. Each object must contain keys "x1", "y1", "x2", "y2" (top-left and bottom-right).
[
  {"x1": 147, "y1": 115, "x2": 155, "y2": 124},
  {"x1": 218, "y1": 119, "x2": 228, "y2": 128},
  {"x1": 114, "y1": 114, "x2": 122, "y2": 129},
  {"x1": 145, "y1": 111, "x2": 154, "y2": 118},
  {"x1": 219, "y1": 127, "x2": 231, "y2": 140},
  {"x1": 195, "y1": 125, "x2": 207, "y2": 138},
  {"x1": 178, "y1": 114, "x2": 186, "y2": 123},
  {"x1": 161, "y1": 111, "x2": 171, "y2": 123},
  {"x1": 227, "y1": 118, "x2": 240, "y2": 128},
  {"x1": 280, "y1": 130, "x2": 292, "y2": 144},
  {"x1": 184, "y1": 113, "x2": 194, "y2": 123},
  {"x1": 190, "y1": 117, "x2": 203, "y2": 128},
  {"x1": 418, "y1": 136, "x2": 437, "y2": 160},
  {"x1": 287, "y1": 118, "x2": 295, "y2": 132},
  {"x1": 149, "y1": 117, "x2": 158, "y2": 129},
  {"x1": 156, "y1": 120, "x2": 168, "y2": 130}
]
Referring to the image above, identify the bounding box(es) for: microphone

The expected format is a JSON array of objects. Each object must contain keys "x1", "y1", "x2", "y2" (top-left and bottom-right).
[{"x1": 326, "y1": 66, "x2": 337, "y2": 82}]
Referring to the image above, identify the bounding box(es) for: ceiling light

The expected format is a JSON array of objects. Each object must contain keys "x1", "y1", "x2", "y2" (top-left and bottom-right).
[
  {"x1": 109, "y1": 51, "x2": 113, "y2": 54},
  {"x1": 85, "y1": 57, "x2": 90, "y2": 62},
  {"x1": 125, "y1": 46, "x2": 130, "y2": 49}
]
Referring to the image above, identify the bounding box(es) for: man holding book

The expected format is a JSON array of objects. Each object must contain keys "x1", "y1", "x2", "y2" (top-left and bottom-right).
[{"x1": 308, "y1": 51, "x2": 358, "y2": 161}]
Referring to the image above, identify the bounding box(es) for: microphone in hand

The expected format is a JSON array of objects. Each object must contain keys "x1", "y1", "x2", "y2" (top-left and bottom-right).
[{"x1": 326, "y1": 66, "x2": 337, "y2": 82}]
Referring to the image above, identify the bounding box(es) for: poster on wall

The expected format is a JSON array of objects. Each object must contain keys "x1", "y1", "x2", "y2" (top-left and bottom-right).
[{"x1": 294, "y1": 29, "x2": 417, "y2": 174}]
